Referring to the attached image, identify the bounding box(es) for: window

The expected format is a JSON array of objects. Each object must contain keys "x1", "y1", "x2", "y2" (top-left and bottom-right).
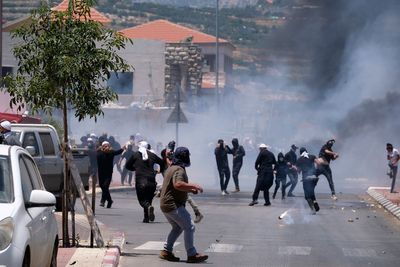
[
  {"x1": 22, "y1": 132, "x2": 40, "y2": 157},
  {"x1": 108, "y1": 72, "x2": 134, "y2": 94},
  {"x1": 23, "y1": 156, "x2": 43, "y2": 190},
  {"x1": 203, "y1": 55, "x2": 216, "y2": 72},
  {"x1": 1, "y1": 66, "x2": 14, "y2": 87},
  {"x1": 39, "y1": 132, "x2": 55, "y2": 156},
  {"x1": 0, "y1": 156, "x2": 13, "y2": 203},
  {"x1": 19, "y1": 157, "x2": 33, "y2": 202},
  {"x1": 224, "y1": 55, "x2": 233, "y2": 74}
]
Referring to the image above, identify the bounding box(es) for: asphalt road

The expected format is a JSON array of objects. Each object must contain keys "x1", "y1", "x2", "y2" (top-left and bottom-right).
[{"x1": 90, "y1": 189, "x2": 400, "y2": 267}]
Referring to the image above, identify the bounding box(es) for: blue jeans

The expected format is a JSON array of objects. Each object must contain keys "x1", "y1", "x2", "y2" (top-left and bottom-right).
[{"x1": 163, "y1": 206, "x2": 197, "y2": 257}]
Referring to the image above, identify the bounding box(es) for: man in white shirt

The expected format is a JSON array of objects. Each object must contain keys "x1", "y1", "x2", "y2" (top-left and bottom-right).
[{"x1": 386, "y1": 143, "x2": 400, "y2": 193}]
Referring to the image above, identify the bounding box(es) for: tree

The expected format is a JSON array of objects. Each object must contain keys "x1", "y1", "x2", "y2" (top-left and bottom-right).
[{"x1": 1, "y1": 0, "x2": 132, "y2": 247}]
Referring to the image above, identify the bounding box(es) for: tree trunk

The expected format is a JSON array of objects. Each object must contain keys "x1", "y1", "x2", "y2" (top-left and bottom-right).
[{"x1": 62, "y1": 96, "x2": 70, "y2": 247}]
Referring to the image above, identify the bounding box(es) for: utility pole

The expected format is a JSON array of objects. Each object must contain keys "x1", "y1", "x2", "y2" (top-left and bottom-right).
[
  {"x1": 215, "y1": 0, "x2": 220, "y2": 106},
  {"x1": 176, "y1": 84, "x2": 180, "y2": 146}
]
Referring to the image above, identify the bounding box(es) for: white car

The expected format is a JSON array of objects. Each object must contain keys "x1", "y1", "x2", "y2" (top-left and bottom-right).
[{"x1": 0, "y1": 144, "x2": 58, "y2": 267}]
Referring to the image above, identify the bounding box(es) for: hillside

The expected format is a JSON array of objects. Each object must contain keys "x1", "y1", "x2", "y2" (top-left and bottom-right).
[{"x1": 2, "y1": 0, "x2": 359, "y2": 89}]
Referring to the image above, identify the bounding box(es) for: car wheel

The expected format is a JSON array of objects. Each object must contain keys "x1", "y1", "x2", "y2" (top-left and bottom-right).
[
  {"x1": 22, "y1": 249, "x2": 30, "y2": 267},
  {"x1": 50, "y1": 238, "x2": 59, "y2": 267}
]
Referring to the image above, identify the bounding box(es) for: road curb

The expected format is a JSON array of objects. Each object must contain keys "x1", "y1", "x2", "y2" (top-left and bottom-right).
[
  {"x1": 101, "y1": 232, "x2": 125, "y2": 267},
  {"x1": 367, "y1": 187, "x2": 400, "y2": 221}
]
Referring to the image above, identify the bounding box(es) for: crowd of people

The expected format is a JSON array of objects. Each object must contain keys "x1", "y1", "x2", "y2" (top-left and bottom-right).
[
  {"x1": 213, "y1": 138, "x2": 340, "y2": 214},
  {"x1": 3, "y1": 120, "x2": 399, "y2": 264}
]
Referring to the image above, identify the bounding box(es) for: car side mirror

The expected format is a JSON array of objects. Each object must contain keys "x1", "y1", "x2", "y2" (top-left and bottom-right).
[
  {"x1": 26, "y1": 190, "x2": 56, "y2": 208},
  {"x1": 25, "y1": 146, "x2": 37, "y2": 157}
]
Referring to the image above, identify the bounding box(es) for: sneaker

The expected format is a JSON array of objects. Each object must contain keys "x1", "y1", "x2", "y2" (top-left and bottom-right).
[
  {"x1": 232, "y1": 188, "x2": 240, "y2": 193},
  {"x1": 249, "y1": 200, "x2": 258, "y2": 206},
  {"x1": 224, "y1": 190, "x2": 230, "y2": 195},
  {"x1": 106, "y1": 200, "x2": 113, "y2": 208},
  {"x1": 148, "y1": 206, "x2": 155, "y2": 222},
  {"x1": 99, "y1": 202, "x2": 105, "y2": 207},
  {"x1": 331, "y1": 195, "x2": 338, "y2": 201},
  {"x1": 264, "y1": 202, "x2": 271, "y2": 206},
  {"x1": 221, "y1": 191, "x2": 226, "y2": 196},
  {"x1": 143, "y1": 218, "x2": 149, "y2": 223},
  {"x1": 194, "y1": 213, "x2": 204, "y2": 223},
  {"x1": 187, "y1": 253, "x2": 208, "y2": 263},
  {"x1": 159, "y1": 250, "x2": 180, "y2": 262},
  {"x1": 313, "y1": 201, "x2": 320, "y2": 212}
]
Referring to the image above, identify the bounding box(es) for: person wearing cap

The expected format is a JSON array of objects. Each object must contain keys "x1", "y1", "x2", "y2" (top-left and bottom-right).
[
  {"x1": 317, "y1": 139, "x2": 339, "y2": 200},
  {"x1": 214, "y1": 139, "x2": 231, "y2": 196},
  {"x1": 284, "y1": 144, "x2": 299, "y2": 197},
  {"x1": 296, "y1": 147, "x2": 321, "y2": 214},
  {"x1": 386, "y1": 143, "x2": 399, "y2": 193},
  {"x1": 0, "y1": 120, "x2": 21, "y2": 146},
  {"x1": 249, "y1": 143, "x2": 276, "y2": 206},
  {"x1": 97, "y1": 141, "x2": 125, "y2": 208},
  {"x1": 125, "y1": 141, "x2": 165, "y2": 223},
  {"x1": 159, "y1": 147, "x2": 208, "y2": 263}
]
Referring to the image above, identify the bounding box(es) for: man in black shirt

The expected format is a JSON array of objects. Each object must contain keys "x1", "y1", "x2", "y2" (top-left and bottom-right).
[
  {"x1": 214, "y1": 139, "x2": 231, "y2": 196},
  {"x1": 317, "y1": 139, "x2": 339, "y2": 200},
  {"x1": 284, "y1": 144, "x2": 298, "y2": 197},
  {"x1": 296, "y1": 147, "x2": 320, "y2": 214},
  {"x1": 227, "y1": 138, "x2": 246, "y2": 193},
  {"x1": 125, "y1": 141, "x2": 165, "y2": 223},
  {"x1": 97, "y1": 141, "x2": 125, "y2": 208},
  {"x1": 249, "y1": 144, "x2": 276, "y2": 206}
]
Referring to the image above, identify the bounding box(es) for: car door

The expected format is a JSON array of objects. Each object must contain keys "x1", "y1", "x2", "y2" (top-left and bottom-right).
[
  {"x1": 19, "y1": 154, "x2": 49, "y2": 267},
  {"x1": 38, "y1": 131, "x2": 63, "y2": 193}
]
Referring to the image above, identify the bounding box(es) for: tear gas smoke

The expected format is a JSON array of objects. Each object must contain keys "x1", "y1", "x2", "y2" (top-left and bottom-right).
[{"x1": 69, "y1": 1, "x2": 400, "y2": 193}]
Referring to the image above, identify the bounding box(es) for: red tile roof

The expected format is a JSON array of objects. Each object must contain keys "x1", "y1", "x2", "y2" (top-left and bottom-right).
[
  {"x1": 120, "y1": 19, "x2": 229, "y2": 44},
  {"x1": 52, "y1": 0, "x2": 111, "y2": 24}
]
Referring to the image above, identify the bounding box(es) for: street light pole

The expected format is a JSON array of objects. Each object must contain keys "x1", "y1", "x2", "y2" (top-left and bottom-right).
[{"x1": 215, "y1": 0, "x2": 220, "y2": 106}]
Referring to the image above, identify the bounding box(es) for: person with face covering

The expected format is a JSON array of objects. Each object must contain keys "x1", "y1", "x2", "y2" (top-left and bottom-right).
[
  {"x1": 215, "y1": 139, "x2": 231, "y2": 195},
  {"x1": 273, "y1": 152, "x2": 287, "y2": 200},
  {"x1": 125, "y1": 141, "x2": 165, "y2": 223},
  {"x1": 97, "y1": 141, "x2": 125, "y2": 208},
  {"x1": 159, "y1": 147, "x2": 208, "y2": 263},
  {"x1": 317, "y1": 139, "x2": 339, "y2": 200},
  {"x1": 160, "y1": 141, "x2": 204, "y2": 224},
  {"x1": 249, "y1": 144, "x2": 276, "y2": 206},
  {"x1": 284, "y1": 144, "x2": 299, "y2": 197},
  {"x1": 227, "y1": 138, "x2": 246, "y2": 192},
  {"x1": 296, "y1": 147, "x2": 321, "y2": 214}
]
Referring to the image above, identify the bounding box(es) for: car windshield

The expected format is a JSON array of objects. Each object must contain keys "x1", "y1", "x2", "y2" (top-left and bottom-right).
[
  {"x1": 10, "y1": 131, "x2": 21, "y2": 140},
  {"x1": 0, "y1": 156, "x2": 13, "y2": 203}
]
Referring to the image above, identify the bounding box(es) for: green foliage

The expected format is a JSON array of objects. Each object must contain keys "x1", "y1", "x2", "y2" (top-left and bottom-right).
[{"x1": 2, "y1": 0, "x2": 132, "y2": 121}]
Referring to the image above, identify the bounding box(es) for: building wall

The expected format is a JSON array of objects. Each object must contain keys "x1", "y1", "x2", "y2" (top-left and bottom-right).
[{"x1": 115, "y1": 39, "x2": 166, "y2": 106}]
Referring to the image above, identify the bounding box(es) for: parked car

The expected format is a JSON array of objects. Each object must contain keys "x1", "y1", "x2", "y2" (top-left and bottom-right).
[
  {"x1": 10, "y1": 123, "x2": 90, "y2": 210},
  {"x1": 0, "y1": 144, "x2": 58, "y2": 267}
]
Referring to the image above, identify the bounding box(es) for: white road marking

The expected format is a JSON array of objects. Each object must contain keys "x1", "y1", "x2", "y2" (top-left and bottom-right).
[
  {"x1": 205, "y1": 243, "x2": 243, "y2": 253},
  {"x1": 342, "y1": 248, "x2": 378, "y2": 257},
  {"x1": 278, "y1": 246, "x2": 311, "y2": 256},
  {"x1": 134, "y1": 241, "x2": 179, "y2": 250}
]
